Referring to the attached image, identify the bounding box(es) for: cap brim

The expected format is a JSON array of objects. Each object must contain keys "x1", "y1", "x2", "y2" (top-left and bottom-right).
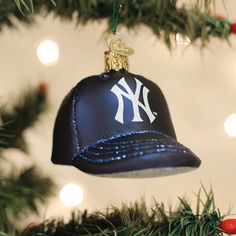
[{"x1": 72, "y1": 132, "x2": 201, "y2": 178}]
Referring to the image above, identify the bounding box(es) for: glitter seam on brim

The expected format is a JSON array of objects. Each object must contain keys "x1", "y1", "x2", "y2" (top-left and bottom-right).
[
  {"x1": 79, "y1": 147, "x2": 192, "y2": 164},
  {"x1": 71, "y1": 131, "x2": 194, "y2": 164}
]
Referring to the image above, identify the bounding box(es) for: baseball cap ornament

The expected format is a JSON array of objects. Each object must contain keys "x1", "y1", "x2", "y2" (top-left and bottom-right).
[{"x1": 51, "y1": 34, "x2": 201, "y2": 178}]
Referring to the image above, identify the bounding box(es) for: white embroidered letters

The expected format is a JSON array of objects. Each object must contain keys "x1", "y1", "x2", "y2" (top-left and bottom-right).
[{"x1": 111, "y1": 77, "x2": 156, "y2": 124}]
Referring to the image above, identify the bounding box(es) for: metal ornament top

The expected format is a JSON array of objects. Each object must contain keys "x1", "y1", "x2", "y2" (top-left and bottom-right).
[
  {"x1": 104, "y1": 34, "x2": 134, "y2": 72},
  {"x1": 109, "y1": 35, "x2": 134, "y2": 56}
]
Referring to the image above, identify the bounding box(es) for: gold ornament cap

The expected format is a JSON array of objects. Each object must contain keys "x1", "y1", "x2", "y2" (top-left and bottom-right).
[
  {"x1": 104, "y1": 51, "x2": 129, "y2": 72},
  {"x1": 104, "y1": 34, "x2": 134, "y2": 72}
]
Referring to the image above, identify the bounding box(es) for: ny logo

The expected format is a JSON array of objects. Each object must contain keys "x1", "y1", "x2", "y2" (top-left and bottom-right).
[{"x1": 111, "y1": 77, "x2": 156, "y2": 124}]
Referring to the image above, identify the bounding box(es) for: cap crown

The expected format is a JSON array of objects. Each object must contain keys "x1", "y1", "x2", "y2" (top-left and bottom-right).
[{"x1": 52, "y1": 71, "x2": 176, "y2": 163}]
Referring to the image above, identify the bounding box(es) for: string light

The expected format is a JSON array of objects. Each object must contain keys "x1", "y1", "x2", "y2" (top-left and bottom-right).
[
  {"x1": 176, "y1": 33, "x2": 191, "y2": 46},
  {"x1": 60, "y1": 183, "x2": 84, "y2": 207},
  {"x1": 224, "y1": 114, "x2": 236, "y2": 137},
  {"x1": 36, "y1": 40, "x2": 60, "y2": 66}
]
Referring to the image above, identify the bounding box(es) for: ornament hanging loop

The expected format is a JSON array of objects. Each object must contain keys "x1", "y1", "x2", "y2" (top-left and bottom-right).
[
  {"x1": 112, "y1": 0, "x2": 125, "y2": 34},
  {"x1": 105, "y1": 0, "x2": 134, "y2": 72}
]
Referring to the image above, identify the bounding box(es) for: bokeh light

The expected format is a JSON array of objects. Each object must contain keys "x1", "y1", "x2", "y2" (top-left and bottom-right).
[
  {"x1": 36, "y1": 40, "x2": 59, "y2": 66},
  {"x1": 60, "y1": 183, "x2": 84, "y2": 207},
  {"x1": 176, "y1": 33, "x2": 191, "y2": 46},
  {"x1": 224, "y1": 114, "x2": 236, "y2": 137}
]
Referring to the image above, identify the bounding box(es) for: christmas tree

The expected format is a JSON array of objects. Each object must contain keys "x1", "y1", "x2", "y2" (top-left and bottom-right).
[
  {"x1": 0, "y1": 83, "x2": 55, "y2": 235},
  {"x1": 21, "y1": 186, "x2": 228, "y2": 236},
  {"x1": 0, "y1": 0, "x2": 235, "y2": 48}
]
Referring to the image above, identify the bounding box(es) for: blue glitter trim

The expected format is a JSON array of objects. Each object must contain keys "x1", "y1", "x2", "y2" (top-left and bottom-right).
[
  {"x1": 84, "y1": 144, "x2": 186, "y2": 156},
  {"x1": 72, "y1": 130, "x2": 193, "y2": 164},
  {"x1": 72, "y1": 89, "x2": 81, "y2": 159},
  {"x1": 91, "y1": 141, "x2": 162, "y2": 150},
  {"x1": 99, "y1": 74, "x2": 110, "y2": 80},
  {"x1": 79, "y1": 148, "x2": 191, "y2": 164},
  {"x1": 83, "y1": 130, "x2": 178, "y2": 150},
  {"x1": 98, "y1": 138, "x2": 164, "y2": 146}
]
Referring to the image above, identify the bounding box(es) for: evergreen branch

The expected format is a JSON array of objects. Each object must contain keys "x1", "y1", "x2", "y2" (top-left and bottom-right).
[
  {"x1": 22, "y1": 186, "x2": 226, "y2": 236},
  {"x1": 0, "y1": 123, "x2": 6, "y2": 147},
  {"x1": 0, "y1": 0, "x2": 233, "y2": 49},
  {"x1": 0, "y1": 83, "x2": 48, "y2": 153},
  {"x1": 0, "y1": 232, "x2": 11, "y2": 236},
  {"x1": 15, "y1": 0, "x2": 34, "y2": 15},
  {"x1": 0, "y1": 166, "x2": 56, "y2": 233}
]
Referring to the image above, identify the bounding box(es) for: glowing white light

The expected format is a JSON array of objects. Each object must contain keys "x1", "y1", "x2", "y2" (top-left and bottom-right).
[
  {"x1": 224, "y1": 114, "x2": 236, "y2": 137},
  {"x1": 176, "y1": 33, "x2": 191, "y2": 46},
  {"x1": 37, "y1": 40, "x2": 59, "y2": 66},
  {"x1": 60, "y1": 183, "x2": 84, "y2": 207}
]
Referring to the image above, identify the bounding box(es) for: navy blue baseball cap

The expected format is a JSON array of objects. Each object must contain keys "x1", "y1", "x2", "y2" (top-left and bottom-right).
[{"x1": 51, "y1": 70, "x2": 201, "y2": 178}]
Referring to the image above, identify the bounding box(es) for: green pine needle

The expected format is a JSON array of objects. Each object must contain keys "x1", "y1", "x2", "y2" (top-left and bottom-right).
[
  {"x1": 22, "y1": 186, "x2": 227, "y2": 236},
  {"x1": 0, "y1": 84, "x2": 55, "y2": 234},
  {"x1": 0, "y1": 124, "x2": 6, "y2": 147},
  {"x1": 15, "y1": 0, "x2": 33, "y2": 15},
  {"x1": 0, "y1": 85, "x2": 49, "y2": 152},
  {"x1": 0, "y1": 166, "x2": 56, "y2": 233},
  {"x1": 1, "y1": 0, "x2": 231, "y2": 49}
]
